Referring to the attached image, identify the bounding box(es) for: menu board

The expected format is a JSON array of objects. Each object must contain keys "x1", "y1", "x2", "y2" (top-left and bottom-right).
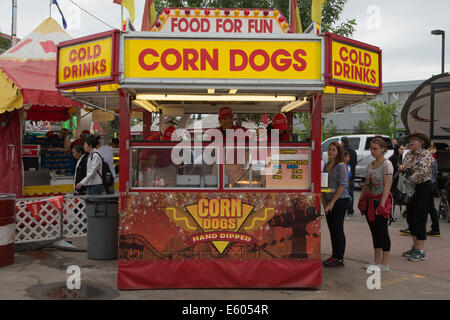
[{"x1": 265, "y1": 148, "x2": 310, "y2": 189}]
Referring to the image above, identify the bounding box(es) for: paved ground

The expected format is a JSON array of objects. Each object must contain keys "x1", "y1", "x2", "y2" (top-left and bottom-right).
[{"x1": 0, "y1": 191, "x2": 449, "y2": 300}]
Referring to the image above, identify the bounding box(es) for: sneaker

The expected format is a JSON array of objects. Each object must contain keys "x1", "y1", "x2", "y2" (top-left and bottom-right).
[
  {"x1": 427, "y1": 230, "x2": 440, "y2": 237},
  {"x1": 400, "y1": 228, "x2": 411, "y2": 236},
  {"x1": 344, "y1": 216, "x2": 349, "y2": 220},
  {"x1": 408, "y1": 251, "x2": 426, "y2": 261},
  {"x1": 402, "y1": 246, "x2": 417, "y2": 257},
  {"x1": 324, "y1": 259, "x2": 344, "y2": 267},
  {"x1": 322, "y1": 257, "x2": 335, "y2": 266},
  {"x1": 379, "y1": 264, "x2": 390, "y2": 272}
]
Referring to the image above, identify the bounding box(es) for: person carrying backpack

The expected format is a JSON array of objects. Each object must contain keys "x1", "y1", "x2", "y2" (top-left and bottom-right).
[{"x1": 76, "y1": 135, "x2": 105, "y2": 195}]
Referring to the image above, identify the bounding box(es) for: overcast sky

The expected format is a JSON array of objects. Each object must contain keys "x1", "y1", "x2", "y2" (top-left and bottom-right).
[{"x1": 1, "y1": 0, "x2": 449, "y2": 82}]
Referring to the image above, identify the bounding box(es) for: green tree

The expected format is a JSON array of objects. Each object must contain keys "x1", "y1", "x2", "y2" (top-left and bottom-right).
[
  {"x1": 293, "y1": 112, "x2": 311, "y2": 141},
  {"x1": 367, "y1": 100, "x2": 397, "y2": 137},
  {"x1": 323, "y1": 119, "x2": 338, "y2": 140},
  {"x1": 299, "y1": 0, "x2": 356, "y2": 36},
  {"x1": 156, "y1": 0, "x2": 356, "y2": 37},
  {"x1": 0, "y1": 37, "x2": 10, "y2": 53},
  {"x1": 99, "y1": 117, "x2": 120, "y2": 139},
  {"x1": 353, "y1": 120, "x2": 372, "y2": 134}
]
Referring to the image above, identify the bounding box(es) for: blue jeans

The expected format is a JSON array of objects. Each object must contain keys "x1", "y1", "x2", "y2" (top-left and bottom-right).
[{"x1": 86, "y1": 184, "x2": 104, "y2": 195}]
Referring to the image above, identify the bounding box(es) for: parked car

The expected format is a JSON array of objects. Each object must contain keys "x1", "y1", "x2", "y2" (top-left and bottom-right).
[{"x1": 321, "y1": 134, "x2": 394, "y2": 185}]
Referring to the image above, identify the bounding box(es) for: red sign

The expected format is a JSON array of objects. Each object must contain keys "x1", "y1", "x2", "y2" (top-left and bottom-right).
[
  {"x1": 325, "y1": 32, "x2": 382, "y2": 94},
  {"x1": 22, "y1": 145, "x2": 39, "y2": 157}
]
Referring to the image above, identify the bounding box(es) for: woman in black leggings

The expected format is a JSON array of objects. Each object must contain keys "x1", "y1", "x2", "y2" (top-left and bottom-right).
[
  {"x1": 321, "y1": 142, "x2": 351, "y2": 267},
  {"x1": 399, "y1": 131, "x2": 433, "y2": 261},
  {"x1": 359, "y1": 138, "x2": 393, "y2": 272}
]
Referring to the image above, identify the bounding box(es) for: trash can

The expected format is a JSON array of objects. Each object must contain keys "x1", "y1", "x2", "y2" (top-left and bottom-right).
[
  {"x1": 0, "y1": 194, "x2": 16, "y2": 268},
  {"x1": 85, "y1": 195, "x2": 119, "y2": 260}
]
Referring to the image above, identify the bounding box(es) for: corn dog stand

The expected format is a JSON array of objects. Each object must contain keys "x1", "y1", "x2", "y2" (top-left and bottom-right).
[{"x1": 56, "y1": 8, "x2": 381, "y2": 289}]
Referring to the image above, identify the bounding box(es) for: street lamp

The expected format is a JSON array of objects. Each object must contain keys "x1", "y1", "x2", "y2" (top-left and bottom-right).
[{"x1": 431, "y1": 29, "x2": 445, "y2": 74}]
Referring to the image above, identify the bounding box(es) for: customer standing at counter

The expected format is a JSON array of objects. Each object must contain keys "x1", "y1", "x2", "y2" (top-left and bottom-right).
[
  {"x1": 399, "y1": 131, "x2": 433, "y2": 261},
  {"x1": 321, "y1": 141, "x2": 350, "y2": 267},
  {"x1": 72, "y1": 144, "x2": 88, "y2": 195},
  {"x1": 75, "y1": 135, "x2": 104, "y2": 195}
]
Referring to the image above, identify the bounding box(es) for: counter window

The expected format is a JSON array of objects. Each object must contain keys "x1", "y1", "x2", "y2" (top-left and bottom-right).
[
  {"x1": 223, "y1": 146, "x2": 311, "y2": 190},
  {"x1": 130, "y1": 146, "x2": 219, "y2": 189}
]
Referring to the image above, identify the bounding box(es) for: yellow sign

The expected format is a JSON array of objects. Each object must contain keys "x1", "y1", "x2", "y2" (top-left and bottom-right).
[
  {"x1": 124, "y1": 38, "x2": 321, "y2": 80},
  {"x1": 331, "y1": 40, "x2": 380, "y2": 88},
  {"x1": 58, "y1": 37, "x2": 113, "y2": 85},
  {"x1": 166, "y1": 198, "x2": 275, "y2": 254}
]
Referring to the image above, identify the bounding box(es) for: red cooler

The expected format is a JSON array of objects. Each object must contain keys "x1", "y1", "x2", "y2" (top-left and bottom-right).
[{"x1": 0, "y1": 194, "x2": 16, "y2": 268}]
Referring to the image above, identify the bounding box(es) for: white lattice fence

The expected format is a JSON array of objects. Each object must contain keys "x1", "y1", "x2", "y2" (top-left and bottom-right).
[
  {"x1": 63, "y1": 196, "x2": 87, "y2": 238},
  {"x1": 15, "y1": 196, "x2": 87, "y2": 245}
]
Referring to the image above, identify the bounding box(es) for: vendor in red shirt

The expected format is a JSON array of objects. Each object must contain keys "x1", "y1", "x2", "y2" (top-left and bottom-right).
[
  {"x1": 139, "y1": 122, "x2": 177, "y2": 187},
  {"x1": 268, "y1": 112, "x2": 291, "y2": 142},
  {"x1": 217, "y1": 107, "x2": 244, "y2": 135},
  {"x1": 214, "y1": 107, "x2": 251, "y2": 187}
]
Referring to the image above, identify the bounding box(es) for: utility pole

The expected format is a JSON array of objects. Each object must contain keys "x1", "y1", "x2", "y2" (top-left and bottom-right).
[{"x1": 11, "y1": 0, "x2": 18, "y2": 47}]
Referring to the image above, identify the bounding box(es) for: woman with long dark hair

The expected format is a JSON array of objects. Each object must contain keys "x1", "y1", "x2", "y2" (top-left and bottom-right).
[{"x1": 321, "y1": 142, "x2": 351, "y2": 267}]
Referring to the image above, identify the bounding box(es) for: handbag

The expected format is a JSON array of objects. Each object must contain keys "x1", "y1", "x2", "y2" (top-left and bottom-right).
[{"x1": 394, "y1": 172, "x2": 416, "y2": 205}]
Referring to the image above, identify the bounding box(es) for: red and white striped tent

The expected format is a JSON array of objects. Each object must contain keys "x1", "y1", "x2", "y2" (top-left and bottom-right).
[
  {"x1": 0, "y1": 17, "x2": 80, "y2": 120},
  {"x1": 0, "y1": 18, "x2": 80, "y2": 197}
]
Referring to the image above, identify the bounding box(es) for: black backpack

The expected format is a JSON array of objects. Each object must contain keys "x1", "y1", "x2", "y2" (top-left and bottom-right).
[{"x1": 92, "y1": 151, "x2": 114, "y2": 188}]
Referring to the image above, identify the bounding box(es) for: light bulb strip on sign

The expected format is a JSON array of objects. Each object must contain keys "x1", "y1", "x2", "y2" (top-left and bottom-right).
[{"x1": 151, "y1": 8, "x2": 290, "y2": 34}]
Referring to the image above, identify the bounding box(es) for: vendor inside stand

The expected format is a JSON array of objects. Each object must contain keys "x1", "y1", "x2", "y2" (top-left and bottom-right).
[
  {"x1": 216, "y1": 106, "x2": 244, "y2": 134},
  {"x1": 268, "y1": 112, "x2": 291, "y2": 142},
  {"x1": 139, "y1": 120, "x2": 178, "y2": 187},
  {"x1": 210, "y1": 107, "x2": 253, "y2": 188}
]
